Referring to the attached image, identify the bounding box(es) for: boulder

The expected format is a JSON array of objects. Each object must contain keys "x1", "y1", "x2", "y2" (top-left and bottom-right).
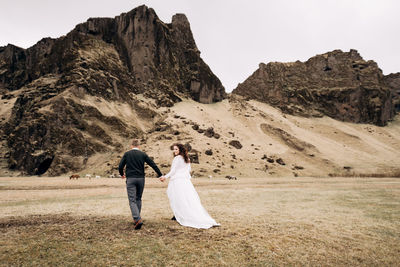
[
  {"x1": 229, "y1": 140, "x2": 242, "y2": 149},
  {"x1": 276, "y1": 158, "x2": 286, "y2": 165}
]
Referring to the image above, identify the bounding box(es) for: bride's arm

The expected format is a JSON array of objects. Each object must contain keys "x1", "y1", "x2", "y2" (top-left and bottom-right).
[{"x1": 165, "y1": 156, "x2": 179, "y2": 178}]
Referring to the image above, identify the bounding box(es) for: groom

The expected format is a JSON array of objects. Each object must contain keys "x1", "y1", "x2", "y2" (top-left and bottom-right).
[{"x1": 119, "y1": 139, "x2": 163, "y2": 230}]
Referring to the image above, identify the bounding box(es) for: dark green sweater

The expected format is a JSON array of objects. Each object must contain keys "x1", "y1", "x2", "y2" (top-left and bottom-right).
[{"x1": 119, "y1": 149, "x2": 162, "y2": 178}]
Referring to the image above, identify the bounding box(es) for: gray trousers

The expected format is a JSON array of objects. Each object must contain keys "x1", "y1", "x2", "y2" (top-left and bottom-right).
[{"x1": 126, "y1": 178, "x2": 145, "y2": 221}]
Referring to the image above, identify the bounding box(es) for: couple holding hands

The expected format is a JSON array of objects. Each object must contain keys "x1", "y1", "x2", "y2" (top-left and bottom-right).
[{"x1": 119, "y1": 139, "x2": 220, "y2": 230}]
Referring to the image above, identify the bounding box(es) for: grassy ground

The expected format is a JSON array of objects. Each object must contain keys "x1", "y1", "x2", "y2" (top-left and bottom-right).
[{"x1": 1, "y1": 176, "x2": 399, "y2": 266}]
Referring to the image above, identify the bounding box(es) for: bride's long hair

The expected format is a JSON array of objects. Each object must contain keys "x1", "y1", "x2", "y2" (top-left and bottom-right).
[{"x1": 172, "y1": 143, "x2": 190, "y2": 163}]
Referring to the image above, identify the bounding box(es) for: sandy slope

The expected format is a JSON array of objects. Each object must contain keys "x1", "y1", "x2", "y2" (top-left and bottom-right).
[
  {"x1": 1, "y1": 94, "x2": 399, "y2": 178},
  {"x1": 139, "y1": 96, "x2": 400, "y2": 178}
]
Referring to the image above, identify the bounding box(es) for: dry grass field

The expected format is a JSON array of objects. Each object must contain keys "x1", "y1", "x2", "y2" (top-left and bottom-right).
[{"x1": 1, "y1": 176, "x2": 400, "y2": 266}]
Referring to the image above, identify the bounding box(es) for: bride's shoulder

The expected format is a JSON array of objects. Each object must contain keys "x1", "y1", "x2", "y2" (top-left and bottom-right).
[
  {"x1": 173, "y1": 155, "x2": 183, "y2": 161},
  {"x1": 176, "y1": 155, "x2": 188, "y2": 163}
]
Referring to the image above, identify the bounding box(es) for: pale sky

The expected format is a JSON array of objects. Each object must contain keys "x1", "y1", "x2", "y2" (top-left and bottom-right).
[{"x1": 1, "y1": 0, "x2": 399, "y2": 92}]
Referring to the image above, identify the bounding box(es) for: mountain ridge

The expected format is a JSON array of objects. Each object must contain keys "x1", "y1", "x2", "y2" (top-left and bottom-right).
[
  {"x1": 232, "y1": 49, "x2": 395, "y2": 126},
  {"x1": 0, "y1": 6, "x2": 399, "y2": 177}
]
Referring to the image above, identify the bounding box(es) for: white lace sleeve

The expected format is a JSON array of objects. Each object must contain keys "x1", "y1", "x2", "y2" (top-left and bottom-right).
[{"x1": 165, "y1": 156, "x2": 179, "y2": 178}]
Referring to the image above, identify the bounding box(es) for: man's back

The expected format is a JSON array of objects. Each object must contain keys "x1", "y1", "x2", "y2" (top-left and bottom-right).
[{"x1": 119, "y1": 149, "x2": 162, "y2": 178}]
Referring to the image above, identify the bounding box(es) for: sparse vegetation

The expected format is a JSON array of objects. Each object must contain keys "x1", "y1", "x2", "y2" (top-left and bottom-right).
[{"x1": 328, "y1": 170, "x2": 400, "y2": 178}]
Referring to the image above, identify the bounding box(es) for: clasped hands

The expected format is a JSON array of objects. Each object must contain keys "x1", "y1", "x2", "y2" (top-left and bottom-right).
[{"x1": 121, "y1": 174, "x2": 165, "y2": 181}]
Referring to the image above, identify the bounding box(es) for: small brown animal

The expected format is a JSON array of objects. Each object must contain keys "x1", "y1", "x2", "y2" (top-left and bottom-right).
[{"x1": 69, "y1": 174, "x2": 80, "y2": 180}]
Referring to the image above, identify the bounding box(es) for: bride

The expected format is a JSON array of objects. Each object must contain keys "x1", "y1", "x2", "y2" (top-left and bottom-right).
[{"x1": 161, "y1": 143, "x2": 220, "y2": 229}]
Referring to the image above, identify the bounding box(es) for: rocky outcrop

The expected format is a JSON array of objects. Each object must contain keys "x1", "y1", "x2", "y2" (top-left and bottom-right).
[
  {"x1": 0, "y1": 5, "x2": 225, "y2": 105},
  {"x1": 232, "y1": 49, "x2": 394, "y2": 126},
  {"x1": 385, "y1": 72, "x2": 400, "y2": 112},
  {"x1": 0, "y1": 5, "x2": 225, "y2": 175}
]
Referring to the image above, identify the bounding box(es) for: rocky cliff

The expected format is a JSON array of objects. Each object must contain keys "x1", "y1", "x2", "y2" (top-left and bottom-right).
[
  {"x1": 385, "y1": 72, "x2": 400, "y2": 112},
  {"x1": 232, "y1": 49, "x2": 394, "y2": 126},
  {"x1": 0, "y1": 5, "x2": 225, "y2": 175}
]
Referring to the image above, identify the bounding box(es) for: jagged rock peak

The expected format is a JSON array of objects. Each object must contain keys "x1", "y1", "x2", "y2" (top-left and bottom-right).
[
  {"x1": 172, "y1": 13, "x2": 190, "y2": 27},
  {"x1": 73, "y1": 5, "x2": 226, "y2": 104},
  {"x1": 171, "y1": 13, "x2": 197, "y2": 50},
  {"x1": 1, "y1": 5, "x2": 226, "y2": 104},
  {"x1": 233, "y1": 49, "x2": 395, "y2": 126}
]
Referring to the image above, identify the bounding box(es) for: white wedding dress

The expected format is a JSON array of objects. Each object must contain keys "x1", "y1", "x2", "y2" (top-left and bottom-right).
[{"x1": 165, "y1": 155, "x2": 220, "y2": 229}]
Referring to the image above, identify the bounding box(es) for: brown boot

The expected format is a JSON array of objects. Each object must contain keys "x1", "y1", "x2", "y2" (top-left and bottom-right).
[{"x1": 134, "y1": 219, "x2": 143, "y2": 230}]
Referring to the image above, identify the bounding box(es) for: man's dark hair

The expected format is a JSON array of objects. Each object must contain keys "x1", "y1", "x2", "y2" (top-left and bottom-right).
[{"x1": 131, "y1": 139, "x2": 140, "y2": 147}]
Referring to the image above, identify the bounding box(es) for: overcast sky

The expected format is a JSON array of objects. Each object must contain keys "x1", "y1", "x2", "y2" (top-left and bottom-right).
[{"x1": 1, "y1": 0, "x2": 399, "y2": 92}]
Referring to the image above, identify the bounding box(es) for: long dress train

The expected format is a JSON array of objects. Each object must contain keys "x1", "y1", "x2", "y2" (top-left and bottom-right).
[{"x1": 165, "y1": 155, "x2": 220, "y2": 229}]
